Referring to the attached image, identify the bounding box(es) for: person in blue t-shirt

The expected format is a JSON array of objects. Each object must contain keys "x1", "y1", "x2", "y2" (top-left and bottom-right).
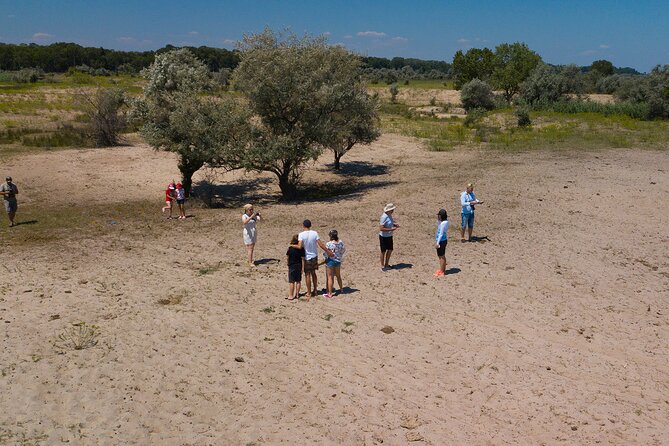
[{"x1": 460, "y1": 183, "x2": 483, "y2": 242}]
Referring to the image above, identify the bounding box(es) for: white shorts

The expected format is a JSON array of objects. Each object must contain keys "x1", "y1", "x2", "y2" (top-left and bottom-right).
[{"x1": 243, "y1": 228, "x2": 256, "y2": 245}]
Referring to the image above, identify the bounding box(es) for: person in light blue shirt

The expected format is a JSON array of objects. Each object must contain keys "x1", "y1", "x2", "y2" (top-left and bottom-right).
[
  {"x1": 434, "y1": 209, "x2": 449, "y2": 277},
  {"x1": 460, "y1": 183, "x2": 483, "y2": 242}
]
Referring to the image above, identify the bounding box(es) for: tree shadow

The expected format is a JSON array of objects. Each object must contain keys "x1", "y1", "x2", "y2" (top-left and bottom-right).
[
  {"x1": 445, "y1": 267, "x2": 461, "y2": 275},
  {"x1": 293, "y1": 179, "x2": 398, "y2": 203},
  {"x1": 192, "y1": 178, "x2": 276, "y2": 208},
  {"x1": 322, "y1": 161, "x2": 390, "y2": 177}
]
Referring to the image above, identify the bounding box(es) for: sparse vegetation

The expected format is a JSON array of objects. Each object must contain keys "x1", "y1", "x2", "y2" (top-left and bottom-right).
[{"x1": 54, "y1": 322, "x2": 99, "y2": 351}]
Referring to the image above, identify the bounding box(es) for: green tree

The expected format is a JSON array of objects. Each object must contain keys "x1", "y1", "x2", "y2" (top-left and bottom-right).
[
  {"x1": 492, "y1": 42, "x2": 542, "y2": 102},
  {"x1": 451, "y1": 47, "x2": 496, "y2": 89},
  {"x1": 233, "y1": 28, "x2": 378, "y2": 199},
  {"x1": 133, "y1": 49, "x2": 249, "y2": 195},
  {"x1": 590, "y1": 59, "x2": 615, "y2": 76},
  {"x1": 519, "y1": 64, "x2": 584, "y2": 105},
  {"x1": 328, "y1": 91, "x2": 380, "y2": 170}
]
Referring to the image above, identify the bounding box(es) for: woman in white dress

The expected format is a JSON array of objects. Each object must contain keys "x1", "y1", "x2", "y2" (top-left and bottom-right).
[{"x1": 242, "y1": 203, "x2": 261, "y2": 266}]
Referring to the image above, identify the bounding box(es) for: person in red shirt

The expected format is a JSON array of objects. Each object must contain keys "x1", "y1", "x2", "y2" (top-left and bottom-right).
[{"x1": 161, "y1": 181, "x2": 176, "y2": 219}]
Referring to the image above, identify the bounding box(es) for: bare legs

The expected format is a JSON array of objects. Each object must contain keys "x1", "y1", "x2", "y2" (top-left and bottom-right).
[
  {"x1": 304, "y1": 271, "x2": 317, "y2": 300},
  {"x1": 246, "y1": 243, "x2": 255, "y2": 266},
  {"x1": 326, "y1": 266, "x2": 343, "y2": 297},
  {"x1": 7, "y1": 211, "x2": 16, "y2": 227},
  {"x1": 380, "y1": 250, "x2": 392, "y2": 269},
  {"x1": 288, "y1": 281, "x2": 301, "y2": 300}
]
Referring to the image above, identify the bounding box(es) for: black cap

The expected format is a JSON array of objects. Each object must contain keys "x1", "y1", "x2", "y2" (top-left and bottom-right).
[{"x1": 303, "y1": 219, "x2": 312, "y2": 228}]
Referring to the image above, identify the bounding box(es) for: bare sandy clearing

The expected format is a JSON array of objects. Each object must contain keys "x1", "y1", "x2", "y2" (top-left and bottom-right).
[{"x1": 1, "y1": 135, "x2": 668, "y2": 445}]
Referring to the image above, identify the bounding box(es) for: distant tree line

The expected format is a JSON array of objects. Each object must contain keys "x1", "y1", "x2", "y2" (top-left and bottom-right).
[{"x1": 0, "y1": 42, "x2": 239, "y2": 74}]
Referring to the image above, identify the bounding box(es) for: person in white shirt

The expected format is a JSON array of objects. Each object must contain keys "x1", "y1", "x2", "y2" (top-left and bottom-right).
[
  {"x1": 434, "y1": 209, "x2": 449, "y2": 277},
  {"x1": 297, "y1": 219, "x2": 333, "y2": 300},
  {"x1": 460, "y1": 183, "x2": 483, "y2": 242},
  {"x1": 379, "y1": 203, "x2": 399, "y2": 271},
  {"x1": 242, "y1": 203, "x2": 261, "y2": 266}
]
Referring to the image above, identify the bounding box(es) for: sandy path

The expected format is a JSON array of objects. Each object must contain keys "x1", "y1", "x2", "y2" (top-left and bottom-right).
[{"x1": 1, "y1": 135, "x2": 668, "y2": 445}]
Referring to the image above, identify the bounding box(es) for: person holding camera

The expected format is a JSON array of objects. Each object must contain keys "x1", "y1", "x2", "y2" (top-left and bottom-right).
[
  {"x1": 1, "y1": 176, "x2": 19, "y2": 227},
  {"x1": 460, "y1": 183, "x2": 483, "y2": 242},
  {"x1": 242, "y1": 203, "x2": 261, "y2": 266}
]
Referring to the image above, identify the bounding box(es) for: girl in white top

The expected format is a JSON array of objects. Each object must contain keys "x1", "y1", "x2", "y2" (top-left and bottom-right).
[
  {"x1": 434, "y1": 209, "x2": 449, "y2": 277},
  {"x1": 242, "y1": 203, "x2": 261, "y2": 266}
]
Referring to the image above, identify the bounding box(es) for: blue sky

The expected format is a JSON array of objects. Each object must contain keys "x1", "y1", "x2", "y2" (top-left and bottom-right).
[{"x1": 1, "y1": 0, "x2": 667, "y2": 71}]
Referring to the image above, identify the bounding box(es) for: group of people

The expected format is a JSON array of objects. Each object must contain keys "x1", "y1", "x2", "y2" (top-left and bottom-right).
[
  {"x1": 240, "y1": 183, "x2": 483, "y2": 301},
  {"x1": 162, "y1": 180, "x2": 187, "y2": 220}
]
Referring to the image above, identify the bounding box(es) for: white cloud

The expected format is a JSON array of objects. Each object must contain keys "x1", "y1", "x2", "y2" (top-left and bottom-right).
[
  {"x1": 118, "y1": 36, "x2": 136, "y2": 43},
  {"x1": 32, "y1": 32, "x2": 53, "y2": 40},
  {"x1": 223, "y1": 39, "x2": 235, "y2": 45},
  {"x1": 599, "y1": 44, "x2": 610, "y2": 49},
  {"x1": 580, "y1": 49, "x2": 597, "y2": 56},
  {"x1": 357, "y1": 31, "x2": 386, "y2": 37},
  {"x1": 391, "y1": 36, "x2": 408, "y2": 43},
  {"x1": 457, "y1": 38, "x2": 470, "y2": 44},
  {"x1": 323, "y1": 31, "x2": 331, "y2": 36},
  {"x1": 188, "y1": 31, "x2": 199, "y2": 35}
]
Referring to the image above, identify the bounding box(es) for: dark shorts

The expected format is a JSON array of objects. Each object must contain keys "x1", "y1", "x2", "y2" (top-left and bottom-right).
[
  {"x1": 436, "y1": 239, "x2": 447, "y2": 256},
  {"x1": 303, "y1": 257, "x2": 319, "y2": 273},
  {"x1": 288, "y1": 264, "x2": 302, "y2": 283},
  {"x1": 379, "y1": 235, "x2": 393, "y2": 252},
  {"x1": 4, "y1": 199, "x2": 17, "y2": 213},
  {"x1": 176, "y1": 198, "x2": 185, "y2": 205}
]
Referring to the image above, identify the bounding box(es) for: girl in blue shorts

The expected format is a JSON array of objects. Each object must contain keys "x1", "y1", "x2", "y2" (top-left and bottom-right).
[{"x1": 324, "y1": 230, "x2": 346, "y2": 299}]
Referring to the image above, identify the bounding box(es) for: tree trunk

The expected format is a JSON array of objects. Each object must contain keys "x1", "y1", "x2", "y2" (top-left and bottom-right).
[
  {"x1": 178, "y1": 156, "x2": 204, "y2": 198},
  {"x1": 333, "y1": 152, "x2": 343, "y2": 170},
  {"x1": 277, "y1": 169, "x2": 298, "y2": 201}
]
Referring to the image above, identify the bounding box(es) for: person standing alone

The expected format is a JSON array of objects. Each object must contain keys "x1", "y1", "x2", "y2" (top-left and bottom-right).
[
  {"x1": 460, "y1": 183, "x2": 483, "y2": 242},
  {"x1": 379, "y1": 203, "x2": 399, "y2": 271},
  {"x1": 1, "y1": 176, "x2": 19, "y2": 227}
]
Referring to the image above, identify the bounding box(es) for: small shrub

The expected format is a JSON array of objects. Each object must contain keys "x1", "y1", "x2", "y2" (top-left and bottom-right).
[
  {"x1": 429, "y1": 96, "x2": 437, "y2": 106},
  {"x1": 460, "y1": 79, "x2": 495, "y2": 111},
  {"x1": 54, "y1": 322, "x2": 99, "y2": 351},
  {"x1": 463, "y1": 107, "x2": 487, "y2": 127},
  {"x1": 77, "y1": 88, "x2": 127, "y2": 147},
  {"x1": 389, "y1": 83, "x2": 399, "y2": 103},
  {"x1": 515, "y1": 107, "x2": 532, "y2": 127}
]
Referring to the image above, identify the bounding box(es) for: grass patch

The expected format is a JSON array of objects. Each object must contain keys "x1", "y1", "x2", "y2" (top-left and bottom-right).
[
  {"x1": 381, "y1": 106, "x2": 669, "y2": 152},
  {"x1": 262, "y1": 306, "x2": 275, "y2": 314}
]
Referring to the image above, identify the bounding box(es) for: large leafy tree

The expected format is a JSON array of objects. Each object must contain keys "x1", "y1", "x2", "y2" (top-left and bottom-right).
[
  {"x1": 133, "y1": 48, "x2": 249, "y2": 195},
  {"x1": 491, "y1": 42, "x2": 542, "y2": 102},
  {"x1": 233, "y1": 28, "x2": 379, "y2": 198},
  {"x1": 451, "y1": 47, "x2": 496, "y2": 89}
]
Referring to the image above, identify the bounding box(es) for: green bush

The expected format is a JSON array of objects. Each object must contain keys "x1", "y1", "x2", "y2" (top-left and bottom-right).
[
  {"x1": 463, "y1": 107, "x2": 487, "y2": 127},
  {"x1": 515, "y1": 107, "x2": 531, "y2": 127},
  {"x1": 460, "y1": 79, "x2": 495, "y2": 111}
]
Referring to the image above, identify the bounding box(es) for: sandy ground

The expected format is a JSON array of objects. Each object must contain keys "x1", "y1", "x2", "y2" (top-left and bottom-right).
[{"x1": 1, "y1": 134, "x2": 668, "y2": 445}]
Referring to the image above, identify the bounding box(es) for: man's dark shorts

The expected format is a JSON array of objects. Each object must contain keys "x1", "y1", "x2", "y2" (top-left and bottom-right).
[
  {"x1": 379, "y1": 235, "x2": 394, "y2": 252},
  {"x1": 303, "y1": 257, "x2": 319, "y2": 273},
  {"x1": 4, "y1": 199, "x2": 17, "y2": 213}
]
